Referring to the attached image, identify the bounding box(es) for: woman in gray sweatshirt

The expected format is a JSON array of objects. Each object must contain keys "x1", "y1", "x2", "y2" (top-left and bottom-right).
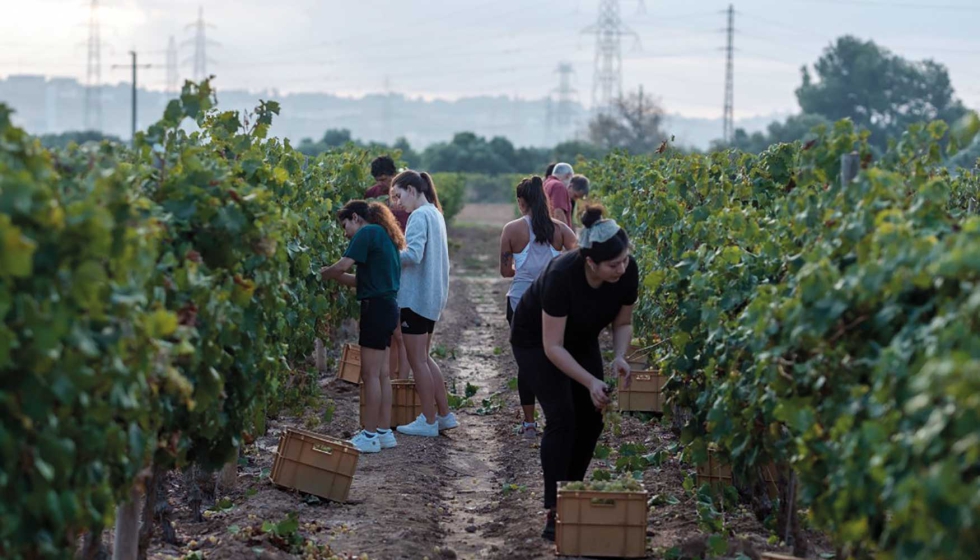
[{"x1": 389, "y1": 170, "x2": 458, "y2": 437}]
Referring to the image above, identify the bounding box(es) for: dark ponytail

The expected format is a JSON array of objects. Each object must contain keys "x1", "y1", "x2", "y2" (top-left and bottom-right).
[
  {"x1": 392, "y1": 169, "x2": 443, "y2": 213},
  {"x1": 579, "y1": 203, "x2": 629, "y2": 263},
  {"x1": 516, "y1": 176, "x2": 555, "y2": 244},
  {"x1": 338, "y1": 199, "x2": 406, "y2": 249}
]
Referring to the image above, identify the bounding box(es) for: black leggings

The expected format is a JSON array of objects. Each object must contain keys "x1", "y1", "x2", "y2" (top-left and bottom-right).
[
  {"x1": 511, "y1": 343, "x2": 604, "y2": 509},
  {"x1": 506, "y1": 299, "x2": 536, "y2": 408}
]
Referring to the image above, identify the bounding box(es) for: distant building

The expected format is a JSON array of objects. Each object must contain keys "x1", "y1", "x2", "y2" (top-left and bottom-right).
[{"x1": 3, "y1": 75, "x2": 48, "y2": 132}]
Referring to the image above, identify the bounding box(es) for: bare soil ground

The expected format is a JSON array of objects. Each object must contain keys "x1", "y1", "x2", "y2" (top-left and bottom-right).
[
  {"x1": 137, "y1": 204, "x2": 826, "y2": 560},
  {"x1": 454, "y1": 203, "x2": 515, "y2": 228}
]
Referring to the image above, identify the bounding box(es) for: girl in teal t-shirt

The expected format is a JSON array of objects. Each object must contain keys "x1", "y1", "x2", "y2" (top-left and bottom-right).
[{"x1": 320, "y1": 201, "x2": 405, "y2": 453}]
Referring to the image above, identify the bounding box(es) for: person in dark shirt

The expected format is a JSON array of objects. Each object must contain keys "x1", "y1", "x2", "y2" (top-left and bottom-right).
[
  {"x1": 320, "y1": 200, "x2": 405, "y2": 454},
  {"x1": 365, "y1": 155, "x2": 412, "y2": 381},
  {"x1": 510, "y1": 203, "x2": 638, "y2": 541}
]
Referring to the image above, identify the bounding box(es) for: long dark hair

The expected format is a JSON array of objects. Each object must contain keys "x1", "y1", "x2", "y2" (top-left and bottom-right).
[
  {"x1": 338, "y1": 200, "x2": 406, "y2": 249},
  {"x1": 516, "y1": 176, "x2": 555, "y2": 244},
  {"x1": 392, "y1": 170, "x2": 442, "y2": 213},
  {"x1": 579, "y1": 204, "x2": 629, "y2": 263}
]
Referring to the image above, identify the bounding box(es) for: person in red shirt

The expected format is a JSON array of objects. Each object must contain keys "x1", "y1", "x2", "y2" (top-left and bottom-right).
[
  {"x1": 365, "y1": 156, "x2": 410, "y2": 232},
  {"x1": 365, "y1": 155, "x2": 411, "y2": 379},
  {"x1": 543, "y1": 163, "x2": 589, "y2": 228}
]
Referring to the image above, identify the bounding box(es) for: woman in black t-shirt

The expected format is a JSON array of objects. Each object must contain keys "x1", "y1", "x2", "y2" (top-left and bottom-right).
[{"x1": 510, "y1": 204, "x2": 638, "y2": 542}]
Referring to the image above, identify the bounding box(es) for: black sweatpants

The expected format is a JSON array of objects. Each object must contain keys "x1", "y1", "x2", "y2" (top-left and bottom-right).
[
  {"x1": 506, "y1": 299, "x2": 536, "y2": 408},
  {"x1": 511, "y1": 343, "x2": 604, "y2": 509}
]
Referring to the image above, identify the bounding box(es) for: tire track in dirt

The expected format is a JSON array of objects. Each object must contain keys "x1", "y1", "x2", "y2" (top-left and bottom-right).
[{"x1": 438, "y1": 275, "x2": 510, "y2": 559}]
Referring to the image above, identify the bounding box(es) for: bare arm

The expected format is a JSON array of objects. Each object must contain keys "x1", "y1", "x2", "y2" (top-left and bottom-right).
[
  {"x1": 555, "y1": 220, "x2": 578, "y2": 251},
  {"x1": 542, "y1": 312, "x2": 611, "y2": 408},
  {"x1": 499, "y1": 225, "x2": 516, "y2": 278},
  {"x1": 320, "y1": 257, "x2": 357, "y2": 288},
  {"x1": 552, "y1": 207, "x2": 568, "y2": 225},
  {"x1": 610, "y1": 305, "x2": 634, "y2": 387}
]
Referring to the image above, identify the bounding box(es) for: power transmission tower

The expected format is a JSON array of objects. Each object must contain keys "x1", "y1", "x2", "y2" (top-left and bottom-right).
[
  {"x1": 553, "y1": 63, "x2": 577, "y2": 137},
  {"x1": 84, "y1": 0, "x2": 102, "y2": 131},
  {"x1": 166, "y1": 36, "x2": 179, "y2": 94},
  {"x1": 583, "y1": 0, "x2": 639, "y2": 115},
  {"x1": 722, "y1": 4, "x2": 735, "y2": 144},
  {"x1": 184, "y1": 6, "x2": 217, "y2": 82}
]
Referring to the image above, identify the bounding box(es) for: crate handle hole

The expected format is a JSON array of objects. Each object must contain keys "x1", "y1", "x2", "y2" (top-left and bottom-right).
[
  {"x1": 589, "y1": 498, "x2": 616, "y2": 507},
  {"x1": 312, "y1": 445, "x2": 334, "y2": 455}
]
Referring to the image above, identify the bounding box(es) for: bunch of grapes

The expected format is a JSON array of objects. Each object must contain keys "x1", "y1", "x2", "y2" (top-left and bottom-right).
[{"x1": 563, "y1": 476, "x2": 644, "y2": 493}]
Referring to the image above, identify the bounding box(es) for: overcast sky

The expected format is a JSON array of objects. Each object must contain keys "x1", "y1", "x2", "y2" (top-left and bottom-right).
[{"x1": 2, "y1": 0, "x2": 979, "y2": 119}]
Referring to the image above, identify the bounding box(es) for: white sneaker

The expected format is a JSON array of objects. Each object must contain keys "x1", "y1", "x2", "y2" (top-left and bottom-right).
[
  {"x1": 350, "y1": 431, "x2": 381, "y2": 453},
  {"x1": 377, "y1": 430, "x2": 397, "y2": 449},
  {"x1": 396, "y1": 414, "x2": 439, "y2": 437},
  {"x1": 437, "y1": 412, "x2": 459, "y2": 431}
]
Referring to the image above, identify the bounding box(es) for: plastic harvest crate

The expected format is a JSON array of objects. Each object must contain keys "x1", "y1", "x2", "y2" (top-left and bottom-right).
[
  {"x1": 270, "y1": 428, "x2": 359, "y2": 503},
  {"x1": 556, "y1": 483, "x2": 648, "y2": 558},
  {"x1": 618, "y1": 367, "x2": 666, "y2": 413},
  {"x1": 337, "y1": 343, "x2": 361, "y2": 384},
  {"x1": 696, "y1": 447, "x2": 780, "y2": 498},
  {"x1": 626, "y1": 344, "x2": 647, "y2": 370},
  {"x1": 359, "y1": 379, "x2": 423, "y2": 429}
]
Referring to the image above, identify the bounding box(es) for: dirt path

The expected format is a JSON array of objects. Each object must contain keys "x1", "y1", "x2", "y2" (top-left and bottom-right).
[{"x1": 143, "y1": 207, "x2": 824, "y2": 560}]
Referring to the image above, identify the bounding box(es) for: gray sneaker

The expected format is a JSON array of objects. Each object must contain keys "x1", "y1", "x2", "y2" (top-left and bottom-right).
[
  {"x1": 396, "y1": 414, "x2": 439, "y2": 437},
  {"x1": 519, "y1": 422, "x2": 539, "y2": 438},
  {"x1": 377, "y1": 430, "x2": 397, "y2": 449},
  {"x1": 437, "y1": 412, "x2": 459, "y2": 431}
]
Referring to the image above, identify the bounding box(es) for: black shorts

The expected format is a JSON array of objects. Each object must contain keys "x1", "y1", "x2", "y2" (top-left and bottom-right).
[
  {"x1": 400, "y1": 307, "x2": 436, "y2": 335},
  {"x1": 359, "y1": 297, "x2": 399, "y2": 350},
  {"x1": 506, "y1": 296, "x2": 514, "y2": 326}
]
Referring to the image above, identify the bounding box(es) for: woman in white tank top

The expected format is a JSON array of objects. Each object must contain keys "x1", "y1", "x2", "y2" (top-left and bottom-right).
[{"x1": 499, "y1": 176, "x2": 577, "y2": 436}]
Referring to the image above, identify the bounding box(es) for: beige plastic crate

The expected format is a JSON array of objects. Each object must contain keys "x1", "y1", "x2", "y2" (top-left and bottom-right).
[
  {"x1": 696, "y1": 447, "x2": 780, "y2": 498},
  {"x1": 270, "y1": 428, "x2": 359, "y2": 503},
  {"x1": 696, "y1": 447, "x2": 733, "y2": 493},
  {"x1": 359, "y1": 379, "x2": 423, "y2": 429},
  {"x1": 618, "y1": 369, "x2": 666, "y2": 413},
  {"x1": 336, "y1": 343, "x2": 361, "y2": 384},
  {"x1": 556, "y1": 483, "x2": 648, "y2": 558}
]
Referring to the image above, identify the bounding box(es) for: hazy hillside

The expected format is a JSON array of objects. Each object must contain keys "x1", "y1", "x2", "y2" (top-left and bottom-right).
[{"x1": 0, "y1": 74, "x2": 783, "y2": 150}]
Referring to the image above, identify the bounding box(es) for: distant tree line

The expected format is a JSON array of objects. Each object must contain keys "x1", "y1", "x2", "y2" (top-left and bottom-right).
[
  {"x1": 722, "y1": 36, "x2": 976, "y2": 159},
  {"x1": 38, "y1": 130, "x2": 122, "y2": 150},
  {"x1": 297, "y1": 129, "x2": 611, "y2": 175},
  {"x1": 34, "y1": 35, "x2": 979, "y2": 173}
]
